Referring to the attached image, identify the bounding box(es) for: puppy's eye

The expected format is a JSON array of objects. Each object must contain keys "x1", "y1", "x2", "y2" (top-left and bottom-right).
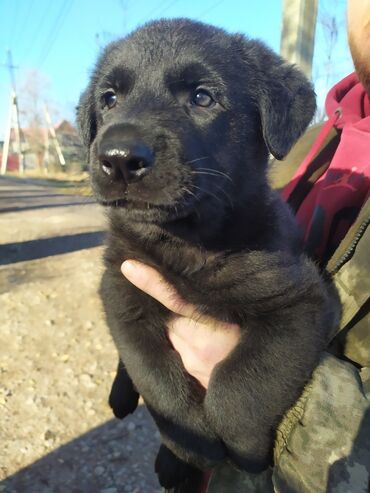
[
  {"x1": 191, "y1": 89, "x2": 215, "y2": 108},
  {"x1": 103, "y1": 90, "x2": 117, "y2": 109}
]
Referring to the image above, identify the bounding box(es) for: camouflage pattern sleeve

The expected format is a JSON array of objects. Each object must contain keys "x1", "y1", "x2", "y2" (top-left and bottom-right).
[
  {"x1": 273, "y1": 353, "x2": 370, "y2": 493},
  {"x1": 206, "y1": 463, "x2": 274, "y2": 492},
  {"x1": 327, "y1": 201, "x2": 370, "y2": 368},
  {"x1": 203, "y1": 353, "x2": 370, "y2": 493}
]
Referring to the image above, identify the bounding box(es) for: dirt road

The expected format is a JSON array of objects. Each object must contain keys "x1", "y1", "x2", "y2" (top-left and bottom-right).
[{"x1": 0, "y1": 176, "x2": 161, "y2": 493}]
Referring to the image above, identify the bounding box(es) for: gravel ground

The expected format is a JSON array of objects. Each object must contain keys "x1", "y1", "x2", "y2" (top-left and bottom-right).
[{"x1": 0, "y1": 176, "x2": 161, "y2": 493}]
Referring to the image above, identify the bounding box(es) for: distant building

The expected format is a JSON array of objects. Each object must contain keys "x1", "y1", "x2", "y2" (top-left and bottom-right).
[
  {"x1": 55, "y1": 120, "x2": 84, "y2": 166},
  {"x1": 0, "y1": 120, "x2": 84, "y2": 172}
]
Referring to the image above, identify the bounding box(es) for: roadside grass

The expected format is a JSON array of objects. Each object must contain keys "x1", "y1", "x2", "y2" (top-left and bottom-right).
[{"x1": 3, "y1": 170, "x2": 93, "y2": 197}]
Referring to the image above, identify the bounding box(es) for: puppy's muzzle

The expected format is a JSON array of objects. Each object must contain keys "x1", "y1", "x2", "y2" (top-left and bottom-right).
[{"x1": 98, "y1": 126, "x2": 154, "y2": 184}]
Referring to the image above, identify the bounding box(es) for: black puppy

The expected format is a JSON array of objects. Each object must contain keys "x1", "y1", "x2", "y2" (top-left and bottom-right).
[{"x1": 77, "y1": 18, "x2": 339, "y2": 488}]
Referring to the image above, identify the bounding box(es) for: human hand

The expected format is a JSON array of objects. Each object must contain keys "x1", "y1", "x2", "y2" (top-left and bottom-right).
[{"x1": 121, "y1": 260, "x2": 241, "y2": 389}]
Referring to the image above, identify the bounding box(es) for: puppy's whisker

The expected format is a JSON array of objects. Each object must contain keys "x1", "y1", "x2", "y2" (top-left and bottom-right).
[
  {"x1": 191, "y1": 171, "x2": 230, "y2": 181},
  {"x1": 191, "y1": 171, "x2": 235, "y2": 191},
  {"x1": 182, "y1": 186, "x2": 200, "y2": 201},
  {"x1": 179, "y1": 187, "x2": 201, "y2": 220},
  {"x1": 191, "y1": 180, "x2": 234, "y2": 209},
  {"x1": 191, "y1": 184, "x2": 224, "y2": 206},
  {"x1": 185, "y1": 156, "x2": 210, "y2": 165},
  {"x1": 196, "y1": 168, "x2": 234, "y2": 183},
  {"x1": 212, "y1": 183, "x2": 235, "y2": 209}
]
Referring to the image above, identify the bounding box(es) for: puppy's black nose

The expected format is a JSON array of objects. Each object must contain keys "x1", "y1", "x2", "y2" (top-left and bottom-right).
[{"x1": 99, "y1": 143, "x2": 154, "y2": 183}]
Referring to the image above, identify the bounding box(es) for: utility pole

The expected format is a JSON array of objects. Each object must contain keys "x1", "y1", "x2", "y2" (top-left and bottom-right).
[
  {"x1": 1, "y1": 92, "x2": 13, "y2": 175},
  {"x1": 280, "y1": 0, "x2": 318, "y2": 80},
  {"x1": 44, "y1": 104, "x2": 66, "y2": 168},
  {"x1": 43, "y1": 124, "x2": 50, "y2": 174},
  {"x1": 1, "y1": 49, "x2": 25, "y2": 175}
]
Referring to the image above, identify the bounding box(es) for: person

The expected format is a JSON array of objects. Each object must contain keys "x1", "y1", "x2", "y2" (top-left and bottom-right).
[{"x1": 120, "y1": 0, "x2": 370, "y2": 490}]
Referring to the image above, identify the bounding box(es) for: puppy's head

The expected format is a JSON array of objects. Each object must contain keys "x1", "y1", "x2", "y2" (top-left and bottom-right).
[{"x1": 77, "y1": 19, "x2": 315, "y2": 224}]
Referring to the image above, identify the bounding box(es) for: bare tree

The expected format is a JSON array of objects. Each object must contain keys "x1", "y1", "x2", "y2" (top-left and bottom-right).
[
  {"x1": 321, "y1": 13, "x2": 339, "y2": 90},
  {"x1": 312, "y1": 0, "x2": 351, "y2": 123},
  {"x1": 18, "y1": 69, "x2": 52, "y2": 127},
  {"x1": 17, "y1": 69, "x2": 61, "y2": 171}
]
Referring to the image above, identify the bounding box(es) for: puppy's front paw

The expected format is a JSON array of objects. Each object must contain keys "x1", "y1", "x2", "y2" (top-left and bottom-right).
[
  {"x1": 108, "y1": 377, "x2": 139, "y2": 419},
  {"x1": 155, "y1": 444, "x2": 199, "y2": 489}
]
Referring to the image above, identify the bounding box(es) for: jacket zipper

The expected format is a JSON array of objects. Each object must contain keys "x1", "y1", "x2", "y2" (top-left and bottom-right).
[{"x1": 329, "y1": 217, "x2": 370, "y2": 275}]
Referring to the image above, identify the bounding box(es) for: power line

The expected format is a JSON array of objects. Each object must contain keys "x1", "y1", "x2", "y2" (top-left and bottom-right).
[
  {"x1": 139, "y1": 0, "x2": 227, "y2": 27},
  {"x1": 9, "y1": 0, "x2": 20, "y2": 50},
  {"x1": 26, "y1": 5, "x2": 54, "y2": 60},
  {"x1": 156, "y1": 0, "x2": 182, "y2": 17},
  {"x1": 12, "y1": 0, "x2": 36, "y2": 53},
  {"x1": 38, "y1": 0, "x2": 75, "y2": 67},
  {"x1": 198, "y1": 0, "x2": 227, "y2": 19},
  {"x1": 137, "y1": 0, "x2": 174, "y2": 25}
]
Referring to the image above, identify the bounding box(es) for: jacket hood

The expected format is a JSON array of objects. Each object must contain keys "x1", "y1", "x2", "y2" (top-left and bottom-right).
[
  {"x1": 326, "y1": 72, "x2": 370, "y2": 128},
  {"x1": 282, "y1": 72, "x2": 370, "y2": 263}
]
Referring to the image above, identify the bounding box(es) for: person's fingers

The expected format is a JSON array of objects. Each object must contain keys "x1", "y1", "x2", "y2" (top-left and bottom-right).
[
  {"x1": 167, "y1": 322, "x2": 211, "y2": 388},
  {"x1": 168, "y1": 316, "x2": 241, "y2": 365},
  {"x1": 168, "y1": 315, "x2": 202, "y2": 343},
  {"x1": 168, "y1": 313, "x2": 240, "y2": 343},
  {"x1": 121, "y1": 260, "x2": 243, "y2": 390},
  {"x1": 121, "y1": 260, "x2": 201, "y2": 318}
]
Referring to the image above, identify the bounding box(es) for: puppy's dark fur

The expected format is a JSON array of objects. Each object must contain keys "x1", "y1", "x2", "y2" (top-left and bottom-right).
[{"x1": 77, "y1": 19, "x2": 339, "y2": 488}]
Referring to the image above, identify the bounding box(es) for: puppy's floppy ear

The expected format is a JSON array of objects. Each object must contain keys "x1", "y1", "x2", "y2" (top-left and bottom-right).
[
  {"x1": 76, "y1": 87, "x2": 97, "y2": 151},
  {"x1": 240, "y1": 39, "x2": 316, "y2": 160}
]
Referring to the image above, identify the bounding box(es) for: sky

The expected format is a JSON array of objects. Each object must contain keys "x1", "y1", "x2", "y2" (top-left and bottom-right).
[{"x1": 0, "y1": 0, "x2": 352, "y2": 141}]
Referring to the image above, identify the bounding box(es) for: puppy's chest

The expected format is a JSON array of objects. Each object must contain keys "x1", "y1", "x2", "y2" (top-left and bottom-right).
[
  {"x1": 107, "y1": 227, "x2": 223, "y2": 277},
  {"x1": 105, "y1": 226, "x2": 251, "y2": 316}
]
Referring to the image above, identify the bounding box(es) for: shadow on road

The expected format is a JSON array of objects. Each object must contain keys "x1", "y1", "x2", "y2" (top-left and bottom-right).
[
  {"x1": 0, "y1": 231, "x2": 105, "y2": 265},
  {"x1": 0, "y1": 174, "x2": 89, "y2": 189},
  {"x1": 0, "y1": 193, "x2": 84, "y2": 201},
  {"x1": 0, "y1": 410, "x2": 160, "y2": 493},
  {"x1": 0, "y1": 201, "x2": 95, "y2": 214}
]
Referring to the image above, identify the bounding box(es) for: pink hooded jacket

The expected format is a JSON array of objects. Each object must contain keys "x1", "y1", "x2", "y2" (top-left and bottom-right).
[{"x1": 282, "y1": 73, "x2": 370, "y2": 262}]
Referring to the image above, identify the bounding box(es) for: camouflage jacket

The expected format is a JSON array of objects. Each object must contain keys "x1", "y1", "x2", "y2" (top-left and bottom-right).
[{"x1": 168, "y1": 122, "x2": 370, "y2": 493}]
